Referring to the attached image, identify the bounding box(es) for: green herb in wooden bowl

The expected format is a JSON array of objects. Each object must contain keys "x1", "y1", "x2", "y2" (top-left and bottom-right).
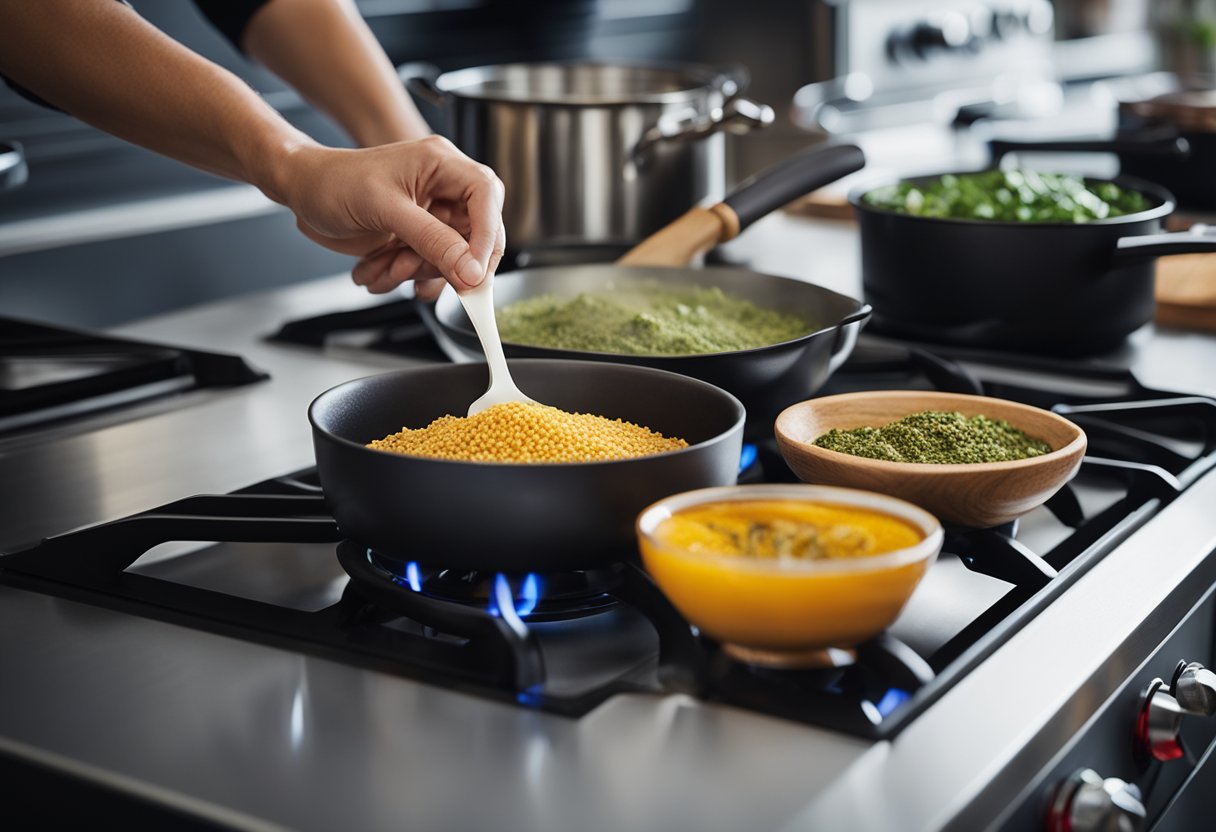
[
  {"x1": 812, "y1": 410, "x2": 1052, "y2": 464},
  {"x1": 774, "y1": 391, "x2": 1088, "y2": 528}
]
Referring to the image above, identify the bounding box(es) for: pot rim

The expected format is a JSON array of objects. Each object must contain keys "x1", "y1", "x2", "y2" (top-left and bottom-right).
[
  {"x1": 848, "y1": 170, "x2": 1177, "y2": 227},
  {"x1": 432, "y1": 265, "x2": 872, "y2": 361},
  {"x1": 430, "y1": 60, "x2": 733, "y2": 106},
  {"x1": 636, "y1": 483, "x2": 945, "y2": 575},
  {"x1": 308, "y1": 359, "x2": 747, "y2": 469}
]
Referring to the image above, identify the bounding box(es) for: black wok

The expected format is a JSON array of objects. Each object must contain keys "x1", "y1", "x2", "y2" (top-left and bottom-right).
[
  {"x1": 851, "y1": 173, "x2": 1216, "y2": 356},
  {"x1": 309, "y1": 360, "x2": 744, "y2": 572},
  {"x1": 429, "y1": 143, "x2": 871, "y2": 434}
]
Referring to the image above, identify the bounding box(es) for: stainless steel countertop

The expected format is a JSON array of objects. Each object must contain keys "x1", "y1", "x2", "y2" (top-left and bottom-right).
[{"x1": 2, "y1": 212, "x2": 1216, "y2": 831}]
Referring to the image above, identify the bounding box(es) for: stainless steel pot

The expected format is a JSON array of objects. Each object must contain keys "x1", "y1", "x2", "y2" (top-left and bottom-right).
[{"x1": 402, "y1": 61, "x2": 774, "y2": 252}]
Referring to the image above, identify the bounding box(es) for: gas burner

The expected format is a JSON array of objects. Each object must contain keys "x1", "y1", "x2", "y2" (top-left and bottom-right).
[{"x1": 360, "y1": 548, "x2": 622, "y2": 622}]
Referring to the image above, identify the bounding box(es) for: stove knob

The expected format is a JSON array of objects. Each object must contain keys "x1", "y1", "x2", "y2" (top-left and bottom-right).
[
  {"x1": 1136, "y1": 678, "x2": 1185, "y2": 762},
  {"x1": 1046, "y1": 768, "x2": 1146, "y2": 832},
  {"x1": 1170, "y1": 661, "x2": 1216, "y2": 717},
  {"x1": 900, "y1": 11, "x2": 972, "y2": 60}
]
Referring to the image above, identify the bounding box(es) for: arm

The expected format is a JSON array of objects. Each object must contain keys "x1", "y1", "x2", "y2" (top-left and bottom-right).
[
  {"x1": 239, "y1": 0, "x2": 430, "y2": 147},
  {"x1": 0, "y1": 0, "x2": 502, "y2": 295}
]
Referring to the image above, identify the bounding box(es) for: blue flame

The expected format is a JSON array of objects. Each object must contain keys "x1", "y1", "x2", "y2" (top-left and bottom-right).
[
  {"x1": 738, "y1": 443, "x2": 758, "y2": 474},
  {"x1": 517, "y1": 573, "x2": 541, "y2": 617},
  {"x1": 874, "y1": 688, "x2": 910, "y2": 718},
  {"x1": 516, "y1": 686, "x2": 544, "y2": 707},
  {"x1": 404, "y1": 561, "x2": 422, "y2": 593},
  {"x1": 487, "y1": 573, "x2": 544, "y2": 619}
]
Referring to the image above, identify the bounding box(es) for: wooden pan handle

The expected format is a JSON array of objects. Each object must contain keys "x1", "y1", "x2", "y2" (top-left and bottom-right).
[
  {"x1": 615, "y1": 143, "x2": 865, "y2": 268},
  {"x1": 615, "y1": 204, "x2": 740, "y2": 267}
]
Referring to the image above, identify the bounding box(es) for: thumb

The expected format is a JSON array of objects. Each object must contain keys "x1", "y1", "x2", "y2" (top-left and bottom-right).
[{"x1": 386, "y1": 201, "x2": 486, "y2": 291}]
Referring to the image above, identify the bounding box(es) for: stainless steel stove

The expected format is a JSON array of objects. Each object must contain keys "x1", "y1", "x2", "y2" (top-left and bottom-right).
[
  {"x1": 3, "y1": 274, "x2": 1216, "y2": 830},
  {"x1": 0, "y1": 316, "x2": 266, "y2": 443}
]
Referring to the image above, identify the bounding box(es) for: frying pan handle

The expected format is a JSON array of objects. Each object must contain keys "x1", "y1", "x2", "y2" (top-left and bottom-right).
[
  {"x1": 1115, "y1": 224, "x2": 1216, "y2": 260},
  {"x1": 617, "y1": 142, "x2": 865, "y2": 268},
  {"x1": 723, "y1": 143, "x2": 866, "y2": 233},
  {"x1": 826, "y1": 306, "x2": 871, "y2": 375},
  {"x1": 989, "y1": 133, "x2": 1191, "y2": 161}
]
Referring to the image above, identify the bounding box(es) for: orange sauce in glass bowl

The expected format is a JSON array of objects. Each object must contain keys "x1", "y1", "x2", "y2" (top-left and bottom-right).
[{"x1": 636, "y1": 485, "x2": 943, "y2": 666}]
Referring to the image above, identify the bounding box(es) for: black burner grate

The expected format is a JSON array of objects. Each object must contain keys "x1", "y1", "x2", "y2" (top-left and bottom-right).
[{"x1": 0, "y1": 317, "x2": 268, "y2": 437}]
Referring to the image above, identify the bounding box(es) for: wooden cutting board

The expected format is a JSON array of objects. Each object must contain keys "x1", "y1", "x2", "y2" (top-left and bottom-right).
[
  {"x1": 1156, "y1": 254, "x2": 1216, "y2": 331},
  {"x1": 784, "y1": 188, "x2": 855, "y2": 220}
]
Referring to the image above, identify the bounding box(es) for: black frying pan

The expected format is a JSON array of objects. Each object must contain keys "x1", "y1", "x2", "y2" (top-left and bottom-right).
[
  {"x1": 309, "y1": 360, "x2": 744, "y2": 571},
  {"x1": 428, "y1": 143, "x2": 871, "y2": 434}
]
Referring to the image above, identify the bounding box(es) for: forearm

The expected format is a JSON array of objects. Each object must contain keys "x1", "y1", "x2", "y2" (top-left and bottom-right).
[
  {"x1": 0, "y1": 0, "x2": 308, "y2": 201},
  {"x1": 242, "y1": 0, "x2": 430, "y2": 146}
]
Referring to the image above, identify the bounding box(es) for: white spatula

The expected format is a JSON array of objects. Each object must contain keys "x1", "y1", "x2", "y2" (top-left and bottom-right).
[{"x1": 457, "y1": 276, "x2": 538, "y2": 416}]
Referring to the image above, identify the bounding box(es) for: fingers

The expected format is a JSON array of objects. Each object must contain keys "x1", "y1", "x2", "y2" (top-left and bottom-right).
[
  {"x1": 413, "y1": 275, "x2": 446, "y2": 300},
  {"x1": 354, "y1": 247, "x2": 426, "y2": 293},
  {"x1": 385, "y1": 146, "x2": 504, "y2": 291},
  {"x1": 301, "y1": 137, "x2": 508, "y2": 294},
  {"x1": 366, "y1": 260, "x2": 441, "y2": 295},
  {"x1": 351, "y1": 248, "x2": 397, "y2": 288},
  {"x1": 486, "y1": 218, "x2": 506, "y2": 279},
  {"x1": 463, "y1": 167, "x2": 506, "y2": 282},
  {"x1": 386, "y1": 200, "x2": 490, "y2": 291}
]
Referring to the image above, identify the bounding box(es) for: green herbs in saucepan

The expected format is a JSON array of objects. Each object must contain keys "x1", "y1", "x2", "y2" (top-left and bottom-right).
[
  {"x1": 496, "y1": 283, "x2": 814, "y2": 356},
  {"x1": 862, "y1": 170, "x2": 1151, "y2": 223},
  {"x1": 813, "y1": 410, "x2": 1053, "y2": 464}
]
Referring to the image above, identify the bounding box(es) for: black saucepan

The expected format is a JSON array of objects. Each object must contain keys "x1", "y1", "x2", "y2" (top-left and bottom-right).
[
  {"x1": 851, "y1": 173, "x2": 1216, "y2": 356},
  {"x1": 428, "y1": 143, "x2": 871, "y2": 434},
  {"x1": 988, "y1": 89, "x2": 1216, "y2": 212},
  {"x1": 309, "y1": 360, "x2": 744, "y2": 571}
]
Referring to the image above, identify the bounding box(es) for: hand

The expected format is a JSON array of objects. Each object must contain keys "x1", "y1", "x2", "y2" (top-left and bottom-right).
[{"x1": 273, "y1": 135, "x2": 506, "y2": 299}]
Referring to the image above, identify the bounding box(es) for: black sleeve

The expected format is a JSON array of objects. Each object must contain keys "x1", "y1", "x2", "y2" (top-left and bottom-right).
[{"x1": 192, "y1": 0, "x2": 274, "y2": 52}]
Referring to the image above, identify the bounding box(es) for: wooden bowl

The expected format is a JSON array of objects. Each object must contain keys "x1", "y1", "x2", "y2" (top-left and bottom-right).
[{"x1": 774, "y1": 391, "x2": 1087, "y2": 528}]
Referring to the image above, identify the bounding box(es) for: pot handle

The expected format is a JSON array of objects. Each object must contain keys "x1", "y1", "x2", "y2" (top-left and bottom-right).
[
  {"x1": 827, "y1": 306, "x2": 872, "y2": 375},
  {"x1": 398, "y1": 62, "x2": 445, "y2": 107},
  {"x1": 631, "y1": 97, "x2": 775, "y2": 164},
  {"x1": 1115, "y1": 224, "x2": 1216, "y2": 259},
  {"x1": 710, "y1": 62, "x2": 750, "y2": 98},
  {"x1": 989, "y1": 132, "x2": 1191, "y2": 161}
]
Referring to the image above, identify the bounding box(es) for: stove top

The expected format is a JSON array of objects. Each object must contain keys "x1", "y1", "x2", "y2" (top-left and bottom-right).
[
  {"x1": 3, "y1": 341, "x2": 1212, "y2": 741},
  {"x1": 0, "y1": 316, "x2": 268, "y2": 438}
]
